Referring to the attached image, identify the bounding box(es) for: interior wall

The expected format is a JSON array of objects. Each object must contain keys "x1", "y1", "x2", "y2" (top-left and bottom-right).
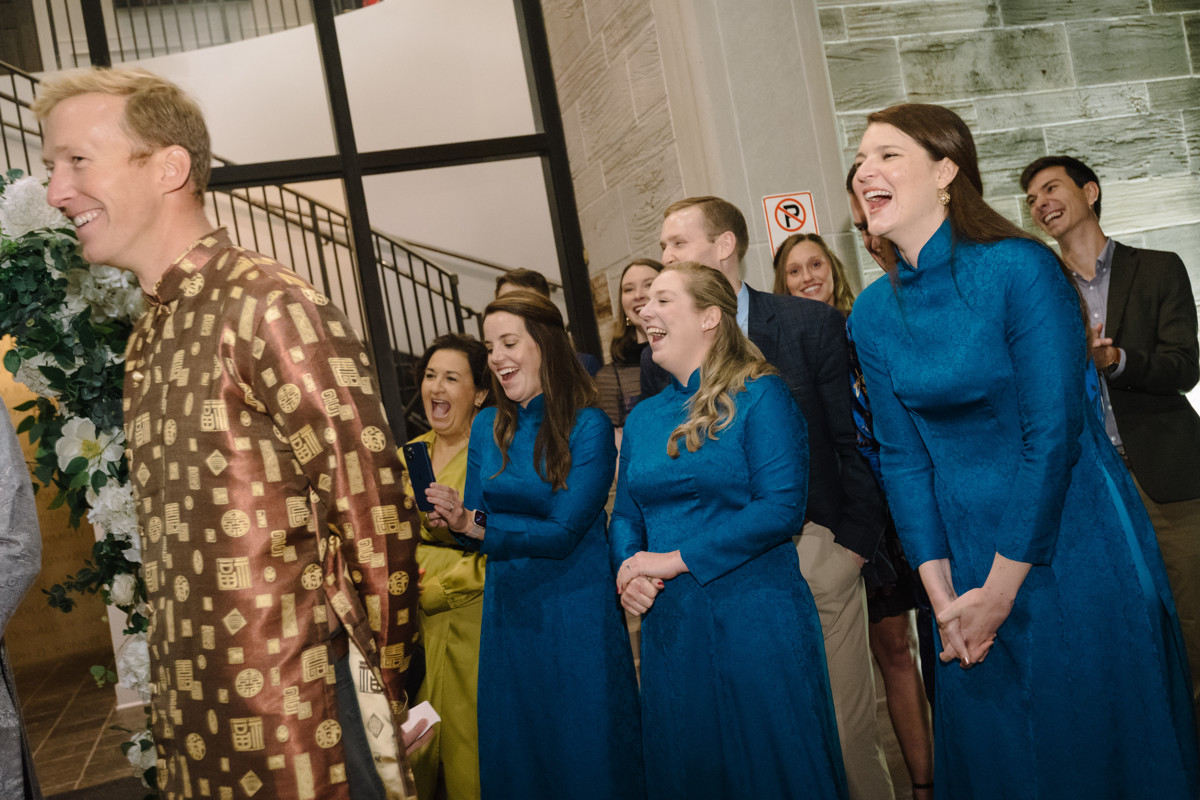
[
  {"x1": 543, "y1": 0, "x2": 857, "y2": 347},
  {"x1": 819, "y1": 0, "x2": 1200, "y2": 292}
]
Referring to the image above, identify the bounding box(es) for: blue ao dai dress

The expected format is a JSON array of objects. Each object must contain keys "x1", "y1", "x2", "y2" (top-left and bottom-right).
[
  {"x1": 610, "y1": 370, "x2": 846, "y2": 800},
  {"x1": 463, "y1": 398, "x2": 643, "y2": 799},
  {"x1": 849, "y1": 221, "x2": 1199, "y2": 799}
]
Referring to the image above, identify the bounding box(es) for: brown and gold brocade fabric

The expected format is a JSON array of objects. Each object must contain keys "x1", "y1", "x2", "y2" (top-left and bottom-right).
[{"x1": 123, "y1": 229, "x2": 419, "y2": 800}]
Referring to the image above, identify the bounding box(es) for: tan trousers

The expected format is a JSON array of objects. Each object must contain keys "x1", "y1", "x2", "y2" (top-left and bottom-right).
[
  {"x1": 1128, "y1": 470, "x2": 1200, "y2": 738},
  {"x1": 796, "y1": 522, "x2": 895, "y2": 800}
]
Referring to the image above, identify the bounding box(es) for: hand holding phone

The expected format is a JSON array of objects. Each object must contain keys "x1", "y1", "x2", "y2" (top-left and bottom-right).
[{"x1": 402, "y1": 442, "x2": 437, "y2": 512}]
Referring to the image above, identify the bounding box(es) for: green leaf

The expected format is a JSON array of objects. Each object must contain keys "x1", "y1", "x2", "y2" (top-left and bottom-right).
[
  {"x1": 65, "y1": 456, "x2": 89, "y2": 474},
  {"x1": 2, "y1": 349, "x2": 20, "y2": 374},
  {"x1": 69, "y1": 470, "x2": 90, "y2": 489},
  {"x1": 91, "y1": 470, "x2": 108, "y2": 492}
]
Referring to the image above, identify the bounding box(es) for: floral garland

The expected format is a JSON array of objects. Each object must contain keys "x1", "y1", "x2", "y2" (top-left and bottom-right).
[{"x1": 0, "y1": 170, "x2": 155, "y2": 789}]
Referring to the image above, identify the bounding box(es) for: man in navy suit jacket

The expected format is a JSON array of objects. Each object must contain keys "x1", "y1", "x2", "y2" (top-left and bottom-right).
[
  {"x1": 642, "y1": 196, "x2": 893, "y2": 800},
  {"x1": 1023, "y1": 156, "x2": 1200, "y2": 731}
]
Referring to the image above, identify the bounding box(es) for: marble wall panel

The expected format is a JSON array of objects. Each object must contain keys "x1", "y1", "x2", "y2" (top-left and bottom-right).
[
  {"x1": 973, "y1": 127, "x2": 1048, "y2": 196},
  {"x1": 1141, "y1": 222, "x2": 1200, "y2": 287},
  {"x1": 575, "y1": 56, "x2": 638, "y2": 183},
  {"x1": 973, "y1": 86, "x2": 1152, "y2": 131},
  {"x1": 1187, "y1": 14, "x2": 1200, "y2": 72},
  {"x1": 1184, "y1": 110, "x2": 1200, "y2": 173},
  {"x1": 555, "y1": 36, "x2": 606, "y2": 112},
  {"x1": 899, "y1": 27, "x2": 1074, "y2": 100},
  {"x1": 998, "y1": 0, "x2": 1149, "y2": 25},
  {"x1": 598, "y1": 0, "x2": 652, "y2": 61},
  {"x1": 1148, "y1": 77, "x2": 1200, "y2": 112},
  {"x1": 544, "y1": 0, "x2": 591, "y2": 75},
  {"x1": 578, "y1": 187, "x2": 632, "y2": 282},
  {"x1": 1042, "y1": 113, "x2": 1190, "y2": 181},
  {"x1": 619, "y1": 144, "x2": 685, "y2": 259},
  {"x1": 1152, "y1": 0, "x2": 1200, "y2": 12},
  {"x1": 843, "y1": 0, "x2": 1000, "y2": 39},
  {"x1": 627, "y1": 23, "x2": 667, "y2": 119},
  {"x1": 1090, "y1": 175, "x2": 1200, "y2": 233},
  {"x1": 1068, "y1": 17, "x2": 1190, "y2": 85},
  {"x1": 826, "y1": 40, "x2": 906, "y2": 110},
  {"x1": 820, "y1": 8, "x2": 847, "y2": 42}
]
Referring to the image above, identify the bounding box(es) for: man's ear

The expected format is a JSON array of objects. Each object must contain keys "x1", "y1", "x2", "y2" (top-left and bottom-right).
[
  {"x1": 1084, "y1": 181, "x2": 1100, "y2": 214},
  {"x1": 159, "y1": 145, "x2": 193, "y2": 196},
  {"x1": 716, "y1": 230, "x2": 737, "y2": 262}
]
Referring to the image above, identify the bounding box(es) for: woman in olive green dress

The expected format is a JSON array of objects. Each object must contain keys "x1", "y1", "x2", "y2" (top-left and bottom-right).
[{"x1": 404, "y1": 333, "x2": 490, "y2": 800}]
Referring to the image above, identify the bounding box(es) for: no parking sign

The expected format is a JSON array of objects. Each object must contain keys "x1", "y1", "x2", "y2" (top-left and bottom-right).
[{"x1": 762, "y1": 191, "x2": 818, "y2": 255}]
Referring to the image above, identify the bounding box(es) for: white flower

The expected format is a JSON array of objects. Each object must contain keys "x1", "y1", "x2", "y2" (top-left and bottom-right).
[
  {"x1": 64, "y1": 264, "x2": 145, "y2": 323},
  {"x1": 0, "y1": 176, "x2": 68, "y2": 239},
  {"x1": 125, "y1": 728, "x2": 157, "y2": 783},
  {"x1": 55, "y1": 416, "x2": 124, "y2": 473},
  {"x1": 86, "y1": 481, "x2": 139, "y2": 550},
  {"x1": 117, "y1": 634, "x2": 151, "y2": 702},
  {"x1": 12, "y1": 352, "x2": 62, "y2": 399},
  {"x1": 109, "y1": 572, "x2": 137, "y2": 607}
]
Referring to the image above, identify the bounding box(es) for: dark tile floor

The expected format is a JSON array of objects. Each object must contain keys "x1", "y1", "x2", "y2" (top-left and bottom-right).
[
  {"x1": 18, "y1": 647, "x2": 917, "y2": 798},
  {"x1": 16, "y1": 647, "x2": 149, "y2": 797}
]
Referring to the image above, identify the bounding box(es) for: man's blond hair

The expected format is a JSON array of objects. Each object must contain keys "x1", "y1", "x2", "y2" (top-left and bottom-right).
[{"x1": 33, "y1": 67, "x2": 211, "y2": 201}]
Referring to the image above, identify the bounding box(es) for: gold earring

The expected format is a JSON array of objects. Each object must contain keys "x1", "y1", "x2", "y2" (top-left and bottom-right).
[{"x1": 937, "y1": 187, "x2": 951, "y2": 206}]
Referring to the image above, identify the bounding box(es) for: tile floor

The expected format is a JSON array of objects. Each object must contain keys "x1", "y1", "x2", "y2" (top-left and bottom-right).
[
  {"x1": 17, "y1": 647, "x2": 148, "y2": 797},
  {"x1": 19, "y1": 647, "x2": 918, "y2": 798}
]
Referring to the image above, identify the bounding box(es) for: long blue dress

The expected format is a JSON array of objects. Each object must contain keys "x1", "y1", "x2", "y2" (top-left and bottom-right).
[
  {"x1": 610, "y1": 370, "x2": 846, "y2": 800},
  {"x1": 463, "y1": 399, "x2": 643, "y2": 799},
  {"x1": 849, "y1": 220, "x2": 1199, "y2": 799}
]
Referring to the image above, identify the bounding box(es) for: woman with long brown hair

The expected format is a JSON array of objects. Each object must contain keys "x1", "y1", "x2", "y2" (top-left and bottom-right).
[
  {"x1": 611, "y1": 262, "x2": 845, "y2": 799},
  {"x1": 771, "y1": 233, "x2": 856, "y2": 314},
  {"x1": 424, "y1": 289, "x2": 642, "y2": 799},
  {"x1": 849, "y1": 103, "x2": 1197, "y2": 797}
]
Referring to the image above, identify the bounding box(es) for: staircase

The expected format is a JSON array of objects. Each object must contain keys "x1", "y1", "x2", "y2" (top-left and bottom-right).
[{"x1": 1, "y1": 57, "x2": 482, "y2": 436}]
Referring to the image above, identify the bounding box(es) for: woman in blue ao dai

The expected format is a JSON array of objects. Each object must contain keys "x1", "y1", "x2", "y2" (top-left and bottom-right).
[
  {"x1": 610, "y1": 262, "x2": 846, "y2": 800},
  {"x1": 849, "y1": 103, "x2": 1198, "y2": 798},
  {"x1": 425, "y1": 289, "x2": 643, "y2": 800}
]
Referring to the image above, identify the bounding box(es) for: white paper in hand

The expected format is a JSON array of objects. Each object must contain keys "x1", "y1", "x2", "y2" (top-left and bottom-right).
[{"x1": 401, "y1": 701, "x2": 441, "y2": 738}]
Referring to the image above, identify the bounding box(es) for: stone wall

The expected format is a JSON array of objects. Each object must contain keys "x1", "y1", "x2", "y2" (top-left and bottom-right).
[
  {"x1": 819, "y1": 0, "x2": 1200, "y2": 291},
  {"x1": 543, "y1": 0, "x2": 684, "y2": 348}
]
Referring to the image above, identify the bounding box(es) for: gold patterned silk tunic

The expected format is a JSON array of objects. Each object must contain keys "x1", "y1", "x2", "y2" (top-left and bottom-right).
[{"x1": 123, "y1": 230, "x2": 419, "y2": 800}]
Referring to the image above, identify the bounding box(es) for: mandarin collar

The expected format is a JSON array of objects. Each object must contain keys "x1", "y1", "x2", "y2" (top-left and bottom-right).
[
  {"x1": 897, "y1": 218, "x2": 953, "y2": 275},
  {"x1": 518, "y1": 393, "x2": 545, "y2": 418},
  {"x1": 668, "y1": 368, "x2": 702, "y2": 395},
  {"x1": 144, "y1": 228, "x2": 231, "y2": 308}
]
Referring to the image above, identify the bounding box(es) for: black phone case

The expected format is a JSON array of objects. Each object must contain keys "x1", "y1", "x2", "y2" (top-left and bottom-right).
[{"x1": 402, "y1": 442, "x2": 437, "y2": 512}]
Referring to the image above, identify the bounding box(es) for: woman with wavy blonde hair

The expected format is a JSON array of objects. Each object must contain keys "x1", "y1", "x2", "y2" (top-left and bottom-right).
[{"x1": 609, "y1": 262, "x2": 846, "y2": 799}]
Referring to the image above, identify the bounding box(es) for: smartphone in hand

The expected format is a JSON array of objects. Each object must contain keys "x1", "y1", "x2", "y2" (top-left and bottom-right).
[{"x1": 402, "y1": 442, "x2": 437, "y2": 512}]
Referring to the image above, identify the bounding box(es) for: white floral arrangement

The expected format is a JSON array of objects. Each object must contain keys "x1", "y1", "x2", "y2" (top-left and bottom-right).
[{"x1": 0, "y1": 170, "x2": 154, "y2": 787}]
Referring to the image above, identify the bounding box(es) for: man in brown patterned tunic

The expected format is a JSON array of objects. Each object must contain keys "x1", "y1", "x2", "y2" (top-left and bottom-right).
[{"x1": 35, "y1": 68, "x2": 420, "y2": 799}]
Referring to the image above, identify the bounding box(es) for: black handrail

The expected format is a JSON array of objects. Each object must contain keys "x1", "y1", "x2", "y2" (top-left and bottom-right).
[{"x1": 1, "y1": 57, "x2": 485, "y2": 433}]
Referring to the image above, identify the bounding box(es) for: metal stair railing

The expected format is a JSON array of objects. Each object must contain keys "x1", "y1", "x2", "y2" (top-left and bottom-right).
[{"x1": 1, "y1": 58, "x2": 484, "y2": 434}]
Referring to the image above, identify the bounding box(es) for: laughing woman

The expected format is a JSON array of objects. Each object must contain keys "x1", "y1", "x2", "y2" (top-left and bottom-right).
[
  {"x1": 404, "y1": 333, "x2": 490, "y2": 800},
  {"x1": 849, "y1": 103, "x2": 1198, "y2": 798},
  {"x1": 425, "y1": 289, "x2": 643, "y2": 800},
  {"x1": 611, "y1": 262, "x2": 845, "y2": 800}
]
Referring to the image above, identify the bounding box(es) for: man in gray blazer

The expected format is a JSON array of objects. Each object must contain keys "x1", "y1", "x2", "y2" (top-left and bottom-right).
[
  {"x1": 642, "y1": 196, "x2": 893, "y2": 800},
  {"x1": 1023, "y1": 155, "x2": 1200, "y2": 731}
]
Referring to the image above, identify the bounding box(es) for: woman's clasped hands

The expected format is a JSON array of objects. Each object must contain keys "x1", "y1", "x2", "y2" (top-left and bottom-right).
[{"x1": 616, "y1": 550, "x2": 687, "y2": 616}]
